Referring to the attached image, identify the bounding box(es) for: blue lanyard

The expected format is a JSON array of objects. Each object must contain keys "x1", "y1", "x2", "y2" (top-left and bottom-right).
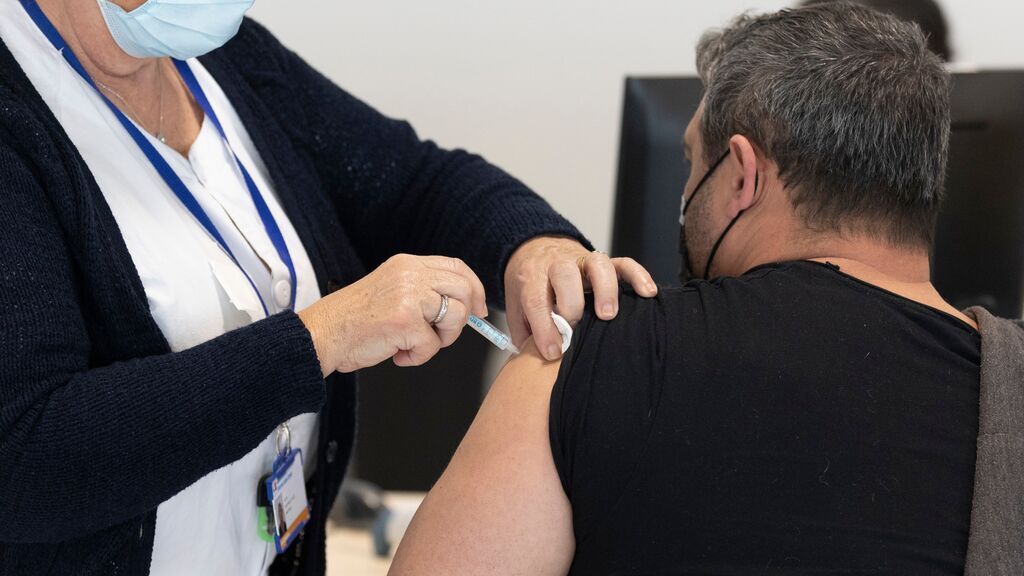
[{"x1": 20, "y1": 0, "x2": 297, "y2": 315}]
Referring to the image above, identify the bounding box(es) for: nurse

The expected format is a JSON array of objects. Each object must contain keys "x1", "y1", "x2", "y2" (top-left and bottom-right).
[{"x1": 0, "y1": 0, "x2": 656, "y2": 574}]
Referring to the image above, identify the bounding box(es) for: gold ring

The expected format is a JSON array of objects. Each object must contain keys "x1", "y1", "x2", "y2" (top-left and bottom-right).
[{"x1": 577, "y1": 254, "x2": 588, "y2": 274}]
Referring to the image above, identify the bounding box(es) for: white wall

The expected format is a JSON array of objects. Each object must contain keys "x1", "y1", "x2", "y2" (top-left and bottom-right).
[{"x1": 248, "y1": 0, "x2": 1024, "y2": 254}]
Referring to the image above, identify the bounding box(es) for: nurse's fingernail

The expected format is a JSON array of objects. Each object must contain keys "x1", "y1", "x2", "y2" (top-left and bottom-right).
[
  {"x1": 602, "y1": 304, "x2": 615, "y2": 317},
  {"x1": 546, "y1": 345, "x2": 561, "y2": 360}
]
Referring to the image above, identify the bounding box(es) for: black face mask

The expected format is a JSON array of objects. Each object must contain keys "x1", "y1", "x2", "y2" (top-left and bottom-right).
[{"x1": 678, "y1": 150, "x2": 756, "y2": 283}]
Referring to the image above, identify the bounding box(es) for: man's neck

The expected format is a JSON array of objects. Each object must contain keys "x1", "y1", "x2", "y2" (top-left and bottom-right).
[
  {"x1": 797, "y1": 239, "x2": 932, "y2": 283},
  {"x1": 740, "y1": 236, "x2": 977, "y2": 330}
]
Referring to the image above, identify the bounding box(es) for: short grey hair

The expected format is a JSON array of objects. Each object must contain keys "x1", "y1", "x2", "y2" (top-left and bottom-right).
[{"x1": 696, "y1": 2, "x2": 951, "y2": 248}]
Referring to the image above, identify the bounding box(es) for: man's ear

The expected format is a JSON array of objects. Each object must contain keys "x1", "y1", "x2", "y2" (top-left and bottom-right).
[{"x1": 726, "y1": 135, "x2": 759, "y2": 218}]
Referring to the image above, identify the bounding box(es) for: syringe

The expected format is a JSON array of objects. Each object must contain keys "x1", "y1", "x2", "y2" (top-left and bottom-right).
[
  {"x1": 466, "y1": 312, "x2": 573, "y2": 356},
  {"x1": 467, "y1": 315, "x2": 520, "y2": 355}
]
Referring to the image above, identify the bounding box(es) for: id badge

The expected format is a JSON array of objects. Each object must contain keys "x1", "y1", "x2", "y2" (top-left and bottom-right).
[{"x1": 264, "y1": 448, "x2": 310, "y2": 554}]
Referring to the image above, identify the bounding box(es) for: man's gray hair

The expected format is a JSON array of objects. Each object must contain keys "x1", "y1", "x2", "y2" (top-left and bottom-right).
[{"x1": 696, "y1": 2, "x2": 950, "y2": 248}]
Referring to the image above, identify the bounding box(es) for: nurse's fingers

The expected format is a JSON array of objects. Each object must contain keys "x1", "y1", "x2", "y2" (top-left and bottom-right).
[
  {"x1": 521, "y1": 280, "x2": 563, "y2": 361},
  {"x1": 421, "y1": 269, "x2": 476, "y2": 322},
  {"x1": 433, "y1": 297, "x2": 470, "y2": 348},
  {"x1": 418, "y1": 256, "x2": 488, "y2": 318},
  {"x1": 393, "y1": 322, "x2": 443, "y2": 367},
  {"x1": 582, "y1": 252, "x2": 619, "y2": 320},
  {"x1": 613, "y1": 257, "x2": 658, "y2": 297},
  {"x1": 548, "y1": 259, "x2": 585, "y2": 325}
]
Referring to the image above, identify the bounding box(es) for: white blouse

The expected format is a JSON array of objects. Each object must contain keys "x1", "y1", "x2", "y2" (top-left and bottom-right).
[{"x1": 0, "y1": 2, "x2": 321, "y2": 574}]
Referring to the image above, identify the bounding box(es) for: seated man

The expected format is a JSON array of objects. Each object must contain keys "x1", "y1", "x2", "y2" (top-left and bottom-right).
[{"x1": 390, "y1": 4, "x2": 983, "y2": 574}]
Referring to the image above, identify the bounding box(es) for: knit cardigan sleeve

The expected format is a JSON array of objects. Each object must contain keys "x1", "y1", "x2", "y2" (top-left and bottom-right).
[
  {"x1": 220, "y1": 19, "x2": 591, "y2": 307},
  {"x1": 0, "y1": 139, "x2": 327, "y2": 543}
]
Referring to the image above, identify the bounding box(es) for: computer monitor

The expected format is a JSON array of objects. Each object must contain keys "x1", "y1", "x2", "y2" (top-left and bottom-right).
[
  {"x1": 611, "y1": 77, "x2": 702, "y2": 287},
  {"x1": 611, "y1": 73, "x2": 1024, "y2": 318},
  {"x1": 933, "y1": 71, "x2": 1024, "y2": 317}
]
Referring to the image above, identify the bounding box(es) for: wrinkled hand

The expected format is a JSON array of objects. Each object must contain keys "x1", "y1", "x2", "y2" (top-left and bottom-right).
[
  {"x1": 504, "y1": 236, "x2": 657, "y2": 361},
  {"x1": 299, "y1": 254, "x2": 488, "y2": 375}
]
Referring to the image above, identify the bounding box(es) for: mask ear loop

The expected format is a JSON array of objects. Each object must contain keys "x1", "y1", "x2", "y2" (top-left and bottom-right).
[
  {"x1": 683, "y1": 151, "x2": 730, "y2": 218},
  {"x1": 702, "y1": 169, "x2": 759, "y2": 279}
]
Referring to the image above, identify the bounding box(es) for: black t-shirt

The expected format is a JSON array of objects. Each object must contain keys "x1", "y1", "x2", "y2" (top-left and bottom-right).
[{"x1": 550, "y1": 261, "x2": 980, "y2": 575}]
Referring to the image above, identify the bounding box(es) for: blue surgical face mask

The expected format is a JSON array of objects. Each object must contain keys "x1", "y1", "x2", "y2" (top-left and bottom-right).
[{"x1": 96, "y1": 0, "x2": 255, "y2": 60}]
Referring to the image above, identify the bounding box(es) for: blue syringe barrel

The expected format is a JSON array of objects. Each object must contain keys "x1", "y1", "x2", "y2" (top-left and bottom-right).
[{"x1": 467, "y1": 315, "x2": 520, "y2": 354}]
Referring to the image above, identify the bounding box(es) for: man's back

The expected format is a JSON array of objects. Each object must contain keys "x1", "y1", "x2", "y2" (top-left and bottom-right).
[{"x1": 550, "y1": 261, "x2": 980, "y2": 574}]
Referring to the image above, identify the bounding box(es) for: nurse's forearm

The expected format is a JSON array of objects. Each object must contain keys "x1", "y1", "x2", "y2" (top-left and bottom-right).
[{"x1": 0, "y1": 312, "x2": 325, "y2": 543}]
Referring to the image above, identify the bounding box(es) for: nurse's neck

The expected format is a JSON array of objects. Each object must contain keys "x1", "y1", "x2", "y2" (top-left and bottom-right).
[
  {"x1": 36, "y1": 0, "x2": 204, "y2": 155},
  {"x1": 36, "y1": 0, "x2": 158, "y2": 94}
]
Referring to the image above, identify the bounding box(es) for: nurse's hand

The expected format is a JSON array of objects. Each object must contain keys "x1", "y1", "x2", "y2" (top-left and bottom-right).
[
  {"x1": 299, "y1": 254, "x2": 487, "y2": 375},
  {"x1": 505, "y1": 236, "x2": 657, "y2": 361}
]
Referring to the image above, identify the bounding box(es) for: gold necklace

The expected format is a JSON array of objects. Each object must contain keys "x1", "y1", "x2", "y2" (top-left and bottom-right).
[{"x1": 94, "y1": 60, "x2": 166, "y2": 144}]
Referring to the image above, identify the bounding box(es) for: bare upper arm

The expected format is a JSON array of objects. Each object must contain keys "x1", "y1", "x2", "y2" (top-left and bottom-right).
[{"x1": 388, "y1": 339, "x2": 575, "y2": 576}]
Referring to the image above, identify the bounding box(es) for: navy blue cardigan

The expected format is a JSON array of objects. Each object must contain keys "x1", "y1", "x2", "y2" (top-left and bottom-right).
[{"x1": 0, "y1": 18, "x2": 586, "y2": 575}]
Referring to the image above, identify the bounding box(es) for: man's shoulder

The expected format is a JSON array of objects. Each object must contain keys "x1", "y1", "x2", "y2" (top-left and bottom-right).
[
  {"x1": 589, "y1": 262, "x2": 804, "y2": 339},
  {"x1": 569, "y1": 288, "x2": 671, "y2": 362},
  {"x1": 556, "y1": 262, "x2": 831, "y2": 413}
]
